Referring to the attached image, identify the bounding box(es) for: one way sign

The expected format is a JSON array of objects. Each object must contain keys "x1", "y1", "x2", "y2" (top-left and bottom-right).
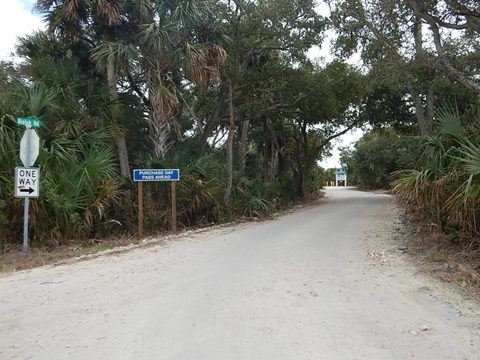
[{"x1": 15, "y1": 167, "x2": 40, "y2": 198}]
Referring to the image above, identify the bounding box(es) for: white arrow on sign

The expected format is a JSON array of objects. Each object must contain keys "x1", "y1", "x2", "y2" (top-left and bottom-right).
[{"x1": 20, "y1": 128, "x2": 40, "y2": 167}]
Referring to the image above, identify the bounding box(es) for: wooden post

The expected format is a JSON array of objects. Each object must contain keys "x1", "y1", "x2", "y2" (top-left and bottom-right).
[
  {"x1": 138, "y1": 181, "x2": 144, "y2": 238},
  {"x1": 171, "y1": 181, "x2": 177, "y2": 233}
]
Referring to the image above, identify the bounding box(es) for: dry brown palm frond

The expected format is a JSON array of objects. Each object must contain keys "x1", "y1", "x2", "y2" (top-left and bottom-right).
[
  {"x1": 84, "y1": 181, "x2": 120, "y2": 227},
  {"x1": 185, "y1": 43, "x2": 209, "y2": 88},
  {"x1": 432, "y1": 169, "x2": 459, "y2": 216},
  {"x1": 62, "y1": 0, "x2": 87, "y2": 22},
  {"x1": 203, "y1": 43, "x2": 227, "y2": 69},
  {"x1": 443, "y1": 175, "x2": 480, "y2": 234},
  {"x1": 95, "y1": 0, "x2": 123, "y2": 26},
  {"x1": 392, "y1": 169, "x2": 436, "y2": 209},
  {"x1": 152, "y1": 82, "x2": 178, "y2": 119},
  {"x1": 185, "y1": 43, "x2": 227, "y2": 88}
]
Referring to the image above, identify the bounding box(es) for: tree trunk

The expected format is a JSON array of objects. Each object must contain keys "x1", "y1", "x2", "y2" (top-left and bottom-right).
[
  {"x1": 413, "y1": 16, "x2": 424, "y2": 64},
  {"x1": 224, "y1": 81, "x2": 235, "y2": 205},
  {"x1": 200, "y1": 86, "x2": 228, "y2": 150},
  {"x1": 299, "y1": 120, "x2": 309, "y2": 198},
  {"x1": 411, "y1": 16, "x2": 433, "y2": 137},
  {"x1": 172, "y1": 69, "x2": 184, "y2": 143},
  {"x1": 115, "y1": 135, "x2": 130, "y2": 178},
  {"x1": 239, "y1": 119, "x2": 249, "y2": 173},
  {"x1": 107, "y1": 54, "x2": 131, "y2": 178},
  {"x1": 408, "y1": 1, "x2": 480, "y2": 94},
  {"x1": 269, "y1": 139, "x2": 277, "y2": 178},
  {"x1": 262, "y1": 115, "x2": 271, "y2": 181},
  {"x1": 411, "y1": 88, "x2": 429, "y2": 136},
  {"x1": 426, "y1": 86, "x2": 434, "y2": 133},
  {"x1": 294, "y1": 121, "x2": 306, "y2": 198}
]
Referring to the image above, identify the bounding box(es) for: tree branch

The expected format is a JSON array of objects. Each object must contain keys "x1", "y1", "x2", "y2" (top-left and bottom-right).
[
  {"x1": 126, "y1": 68, "x2": 150, "y2": 107},
  {"x1": 407, "y1": 0, "x2": 480, "y2": 93}
]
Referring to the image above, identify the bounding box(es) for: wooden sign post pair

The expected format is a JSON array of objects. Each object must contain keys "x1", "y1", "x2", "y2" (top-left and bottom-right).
[{"x1": 133, "y1": 169, "x2": 180, "y2": 238}]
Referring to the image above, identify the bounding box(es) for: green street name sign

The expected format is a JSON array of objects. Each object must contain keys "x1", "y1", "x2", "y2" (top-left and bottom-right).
[{"x1": 17, "y1": 117, "x2": 41, "y2": 128}]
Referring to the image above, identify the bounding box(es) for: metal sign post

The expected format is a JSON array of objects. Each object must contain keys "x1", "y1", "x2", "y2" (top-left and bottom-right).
[
  {"x1": 23, "y1": 198, "x2": 30, "y2": 252},
  {"x1": 133, "y1": 169, "x2": 180, "y2": 237},
  {"x1": 16, "y1": 118, "x2": 41, "y2": 252}
]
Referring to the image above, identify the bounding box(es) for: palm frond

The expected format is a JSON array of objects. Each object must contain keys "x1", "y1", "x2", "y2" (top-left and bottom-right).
[
  {"x1": 456, "y1": 139, "x2": 480, "y2": 175},
  {"x1": 91, "y1": 41, "x2": 139, "y2": 71},
  {"x1": 436, "y1": 104, "x2": 465, "y2": 140}
]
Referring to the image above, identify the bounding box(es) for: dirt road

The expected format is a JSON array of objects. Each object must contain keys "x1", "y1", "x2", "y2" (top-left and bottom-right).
[{"x1": 1, "y1": 188, "x2": 479, "y2": 359}]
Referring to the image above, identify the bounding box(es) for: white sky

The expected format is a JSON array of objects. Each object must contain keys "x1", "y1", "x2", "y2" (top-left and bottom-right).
[
  {"x1": 0, "y1": 0, "x2": 44, "y2": 61},
  {"x1": 0, "y1": 0, "x2": 361, "y2": 169},
  {"x1": 311, "y1": 2, "x2": 363, "y2": 169}
]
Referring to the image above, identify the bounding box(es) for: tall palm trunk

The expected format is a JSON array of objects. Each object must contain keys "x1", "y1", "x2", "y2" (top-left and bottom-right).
[
  {"x1": 147, "y1": 62, "x2": 173, "y2": 159},
  {"x1": 107, "y1": 56, "x2": 131, "y2": 178}
]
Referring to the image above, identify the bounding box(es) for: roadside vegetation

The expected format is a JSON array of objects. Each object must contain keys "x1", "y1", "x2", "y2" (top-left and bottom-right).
[
  {"x1": 0, "y1": 0, "x2": 362, "y2": 250},
  {"x1": 330, "y1": 0, "x2": 480, "y2": 283},
  {"x1": 1, "y1": 0, "x2": 480, "y2": 258}
]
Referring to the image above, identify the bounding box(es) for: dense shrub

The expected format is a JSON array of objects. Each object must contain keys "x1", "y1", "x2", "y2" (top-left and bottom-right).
[
  {"x1": 340, "y1": 128, "x2": 421, "y2": 189},
  {"x1": 393, "y1": 108, "x2": 480, "y2": 240}
]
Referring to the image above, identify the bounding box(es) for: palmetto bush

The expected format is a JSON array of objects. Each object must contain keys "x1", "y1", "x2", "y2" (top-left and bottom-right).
[
  {"x1": 35, "y1": 131, "x2": 120, "y2": 242},
  {"x1": 393, "y1": 107, "x2": 480, "y2": 240},
  {"x1": 0, "y1": 74, "x2": 121, "y2": 246},
  {"x1": 0, "y1": 123, "x2": 120, "y2": 245},
  {"x1": 140, "y1": 147, "x2": 225, "y2": 228},
  {"x1": 232, "y1": 176, "x2": 274, "y2": 218},
  {"x1": 0, "y1": 116, "x2": 22, "y2": 246},
  {"x1": 177, "y1": 153, "x2": 224, "y2": 226}
]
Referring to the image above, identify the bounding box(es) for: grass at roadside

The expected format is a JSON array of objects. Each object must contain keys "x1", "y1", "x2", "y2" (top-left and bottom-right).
[
  {"x1": 85, "y1": 243, "x2": 114, "y2": 254},
  {"x1": 0, "y1": 237, "x2": 141, "y2": 273},
  {"x1": 398, "y1": 208, "x2": 480, "y2": 298}
]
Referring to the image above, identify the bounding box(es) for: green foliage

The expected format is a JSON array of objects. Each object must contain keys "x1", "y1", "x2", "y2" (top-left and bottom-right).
[
  {"x1": 307, "y1": 166, "x2": 328, "y2": 194},
  {"x1": 322, "y1": 168, "x2": 337, "y2": 183},
  {"x1": 36, "y1": 133, "x2": 120, "y2": 241},
  {"x1": 0, "y1": 33, "x2": 123, "y2": 245},
  {"x1": 7, "y1": 0, "x2": 478, "y2": 250},
  {"x1": 177, "y1": 153, "x2": 224, "y2": 225},
  {"x1": 393, "y1": 107, "x2": 480, "y2": 239},
  {"x1": 341, "y1": 128, "x2": 420, "y2": 189},
  {"x1": 232, "y1": 177, "x2": 274, "y2": 218}
]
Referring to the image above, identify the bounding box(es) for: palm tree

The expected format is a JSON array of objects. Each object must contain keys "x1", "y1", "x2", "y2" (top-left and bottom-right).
[
  {"x1": 124, "y1": 0, "x2": 227, "y2": 158},
  {"x1": 36, "y1": 0, "x2": 131, "y2": 178},
  {"x1": 37, "y1": 0, "x2": 227, "y2": 161}
]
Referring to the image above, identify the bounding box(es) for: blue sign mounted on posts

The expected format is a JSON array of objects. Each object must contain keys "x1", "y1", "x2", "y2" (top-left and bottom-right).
[
  {"x1": 336, "y1": 171, "x2": 346, "y2": 180},
  {"x1": 133, "y1": 169, "x2": 180, "y2": 182}
]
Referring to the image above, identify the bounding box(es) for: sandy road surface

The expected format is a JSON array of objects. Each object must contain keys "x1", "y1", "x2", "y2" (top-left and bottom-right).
[{"x1": 1, "y1": 188, "x2": 479, "y2": 359}]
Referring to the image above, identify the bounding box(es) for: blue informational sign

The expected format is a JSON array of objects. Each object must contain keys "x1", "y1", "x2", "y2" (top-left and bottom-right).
[{"x1": 133, "y1": 169, "x2": 180, "y2": 182}]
